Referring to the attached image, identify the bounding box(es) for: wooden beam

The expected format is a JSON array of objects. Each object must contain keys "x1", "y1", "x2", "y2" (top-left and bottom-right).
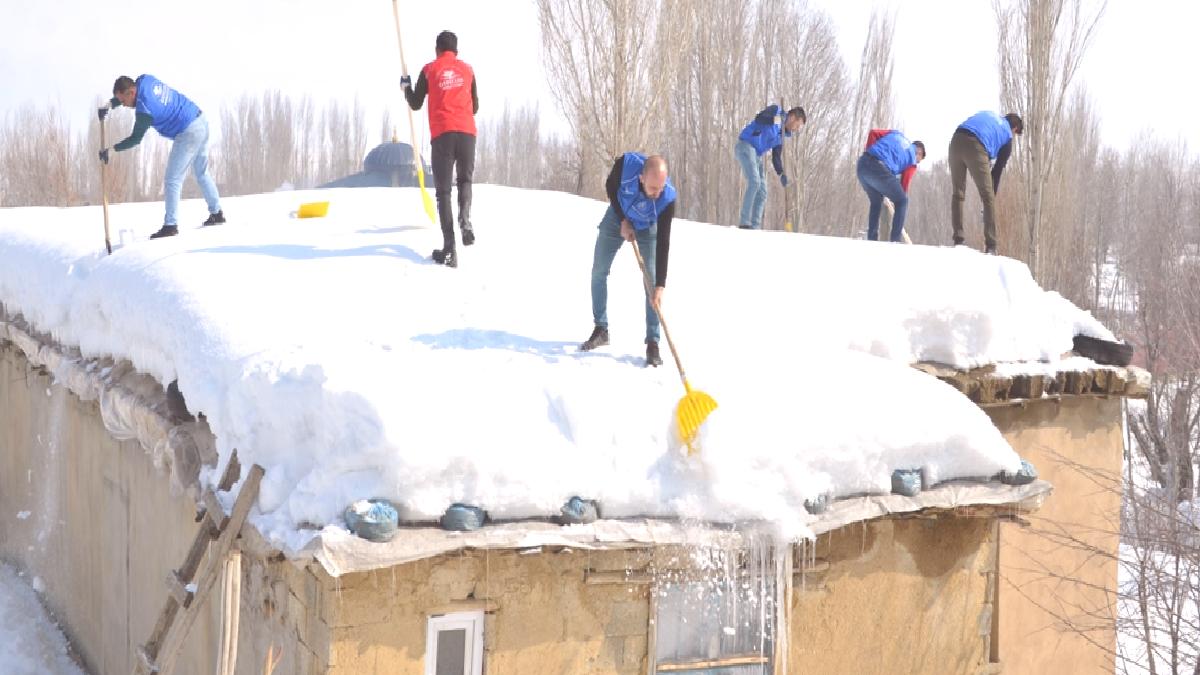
[
  {"x1": 585, "y1": 570, "x2": 653, "y2": 585},
  {"x1": 167, "y1": 571, "x2": 192, "y2": 609},
  {"x1": 656, "y1": 655, "x2": 770, "y2": 671}
]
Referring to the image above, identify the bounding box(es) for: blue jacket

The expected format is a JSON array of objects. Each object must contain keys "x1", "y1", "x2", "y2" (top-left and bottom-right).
[
  {"x1": 958, "y1": 111, "x2": 1012, "y2": 160},
  {"x1": 738, "y1": 105, "x2": 790, "y2": 175},
  {"x1": 617, "y1": 152, "x2": 677, "y2": 231},
  {"x1": 867, "y1": 131, "x2": 919, "y2": 175},
  {"x1": 134, "y1": 74, "x2": 200, "y2": 139}
]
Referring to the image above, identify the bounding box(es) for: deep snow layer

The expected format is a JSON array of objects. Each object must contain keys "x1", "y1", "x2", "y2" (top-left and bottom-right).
[{"x1": 0, "y1": 185, "x2": 1114, "y2": 548}]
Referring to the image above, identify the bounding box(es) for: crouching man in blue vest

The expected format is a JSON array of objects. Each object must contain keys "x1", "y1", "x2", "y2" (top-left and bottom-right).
[
  {"x1": 857, "y1": 129, "x2": 925, "y2": 242},
  {"x1": 99, "y1": 75, "x2": 224, "y2": 239},
  {"x1": 579, "y1": 153, "x2": 676, "y2": 368}
]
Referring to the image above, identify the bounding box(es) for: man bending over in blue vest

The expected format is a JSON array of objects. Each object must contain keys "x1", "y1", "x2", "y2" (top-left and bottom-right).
[
  {"x1": 857, "y1": 129, "x2": 925, "y2": 242},
  {"x1": 734, "y1": 105, "x2": 805, "y2": 230},
  {"x1": 948, "y1": 111, "x2": 1023, "y2": 254},
  {"x1": 99, "y1": 75, "x2": 224, "y2": 240},
  {"x1": 579, "y1": 153, "x2": 676, "y2": 368}
]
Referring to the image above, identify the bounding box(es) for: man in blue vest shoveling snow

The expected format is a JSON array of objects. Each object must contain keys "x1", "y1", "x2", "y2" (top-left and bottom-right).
[
  {"x1": 734, "y1": 104, "x2": 805, "y2": 230},
  {"x1": 579, "y1": 153, "x2": 676, "y2": 368},
  {"x1": 948, "y1": 110, "x2": 1023, "y2": 254},
  {"x1": 857, "y1": 129, "x2": 925, "y2": 242},
  {"x1": 99, "y1": 74, "x2": 224, "y2": 240}
]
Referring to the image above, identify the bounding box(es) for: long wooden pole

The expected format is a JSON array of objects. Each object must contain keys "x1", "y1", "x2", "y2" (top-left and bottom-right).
[
  {"x1": 390, "y1": 0, "x2": 438, "y2": 225},
  {"x1": 99, "y1": 112, "x2": 112, "y2": 254}
]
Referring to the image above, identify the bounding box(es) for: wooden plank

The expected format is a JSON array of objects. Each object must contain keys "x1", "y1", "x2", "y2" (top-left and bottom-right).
[
  {"x1": 585, "y1": 570, "x2": 654, "y2": 585},
  {"x1": 155, "y1": 464, "x2": 264, "y2": 675},
  {"x1": 203, "y1": 491, "x2": 228, "y2": 530},
  {"x1": 645, "y1": 578, "x2": 657, "y2": 675},
  {"x1": 656, "y1": 655, "x2": 770, "y2": 671},
  {"x1": 167, "y1": 571, "x2": 192, "y2": 609},
  {"x1": 135, "y1": 645, "x2": 157, "y2": 674}
]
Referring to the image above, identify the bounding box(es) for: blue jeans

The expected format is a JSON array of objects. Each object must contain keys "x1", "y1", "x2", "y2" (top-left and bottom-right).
[
  {"x1": 591, "y1": 206, "x2": 660, "y2": 343},
  {"x1": 734, "y1": 140, "x2": 767, "y2": 229},
  {"x1": 856, "y1": 152, "x2": 907, "y2": 242},
  {"x1": 163, "y1": 115, "x2": 221, "y2": 226}
]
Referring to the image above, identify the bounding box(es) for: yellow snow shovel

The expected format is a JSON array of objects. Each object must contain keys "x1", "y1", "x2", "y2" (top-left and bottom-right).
[
  {"x1": 390, "y1": 0, "x2": 438, "y2": 226},
  {"x1": 630, "y1": 239, "x2": 717, "y2": 456}
]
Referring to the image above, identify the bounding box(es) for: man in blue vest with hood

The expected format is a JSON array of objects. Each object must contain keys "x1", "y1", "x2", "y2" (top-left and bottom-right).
[
  {"x1": 99, "y1": 75, "x2": 224, "y2": 240},
  {"x1": 735, "y1": 104, "x2": 805, "y2": 230},
  {"x1": 857, "y1": 129, "x2": 925, "y2": 242},
  {"x1": 579, "y1": 153, "x2": 676, "y2": 367},
  {"x1": 948, "y1": 111, "x2": 1023, "y2": 254}
]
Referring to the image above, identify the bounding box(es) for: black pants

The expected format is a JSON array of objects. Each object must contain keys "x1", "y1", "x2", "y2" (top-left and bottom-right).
[{"x1": 430, "y1": 131, "x2": 476, "y2": 250}]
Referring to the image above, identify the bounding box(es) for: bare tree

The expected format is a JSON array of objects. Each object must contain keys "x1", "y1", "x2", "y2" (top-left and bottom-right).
[
  {"x1": 995, "y1": 0, "x2": 1106, "y2": 279},
  {"x1": 537, "y1": 0, "x2": 693, "y2": 197}
]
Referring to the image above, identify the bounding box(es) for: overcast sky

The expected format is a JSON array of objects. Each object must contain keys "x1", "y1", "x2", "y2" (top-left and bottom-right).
[{"x1": 1, "y1": 0, "x2": 1193, "y2": 164}]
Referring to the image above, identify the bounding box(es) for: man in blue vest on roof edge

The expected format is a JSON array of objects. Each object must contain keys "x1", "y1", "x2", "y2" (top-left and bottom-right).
[
  {"x1": 857, "y1": 129, "x2": 925, "y2": 242},
  {"x1": 579, "y1": 153, "x2": 676, "y2": 368},
  {"x1": 99, "y1": 74, "x2": 224, "y2": 240},
  {"x1": 948, "y1": 110, "x2": 1023, "y2": 254},
  {"x1": 734, "y1": 104, "x2": 805, "y2": 230}
]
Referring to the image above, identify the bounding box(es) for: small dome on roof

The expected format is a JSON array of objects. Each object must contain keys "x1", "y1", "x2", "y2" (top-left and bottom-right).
[{"x1": 364, "y1": 142, "x2": 416, "y2": 172}]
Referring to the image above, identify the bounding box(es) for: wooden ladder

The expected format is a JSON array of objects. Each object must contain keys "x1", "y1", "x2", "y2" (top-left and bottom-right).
[{"x1": 132, "y1": 451, "x2": 265, "y2": 675}]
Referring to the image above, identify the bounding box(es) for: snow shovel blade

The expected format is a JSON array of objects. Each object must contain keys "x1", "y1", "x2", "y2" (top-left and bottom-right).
[
  {"x1": 416, "y1": 167, "x2": 437, "y2": 225},
  {"x1": 676, "y1": 385, "x2": 717, "y2": 456}
]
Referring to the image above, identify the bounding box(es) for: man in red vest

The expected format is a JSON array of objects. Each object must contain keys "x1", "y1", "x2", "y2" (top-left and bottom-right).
[{"x1": 403, "y1": 30, "x2": 479, "y2": 268}]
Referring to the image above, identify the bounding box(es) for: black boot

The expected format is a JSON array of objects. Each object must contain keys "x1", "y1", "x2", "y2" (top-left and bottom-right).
[
  {"x1": 431, "y1": 248, "x2": 458, "y2": 268},
  {"x1": 149, "y1": 225, "x2": 179, "y2": 239},
  {"x1": 202, "y1": 210, "x2": 226, "y2": 227},
  {"x1": 984, "y1": 243, "x2": 997, "y2": 255},
  {"x1": 461, "y1": 228, "x2": 475, "y2": 246},
  {"x1": 579, "y1": 325, "x2": 609, "y2": 351},
  {"x1": 645, "y1": 340, "x2": 663, "y2": 367}
]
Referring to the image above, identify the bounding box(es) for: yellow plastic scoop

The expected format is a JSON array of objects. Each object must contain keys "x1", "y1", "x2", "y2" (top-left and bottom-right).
[
  {"x1": 630, "y1": 239, "x2": 718, "y2": 455},
  {"x1": 297, "y1": 201, "x2": 330, "y2": 218}
]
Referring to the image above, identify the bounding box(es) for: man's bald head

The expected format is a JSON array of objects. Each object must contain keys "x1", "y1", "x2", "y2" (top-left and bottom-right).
[{"x1": 641, "y1": 154, "x2": 669, "y2": 198}]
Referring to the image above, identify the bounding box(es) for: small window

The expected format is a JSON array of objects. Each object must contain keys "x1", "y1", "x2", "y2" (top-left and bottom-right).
[
  {"x1": 653, "y1": 571, "x2": 776, "y2": 674},
  {"x1": 425, "y1": 611, "x2": 484, "y2": 675}
]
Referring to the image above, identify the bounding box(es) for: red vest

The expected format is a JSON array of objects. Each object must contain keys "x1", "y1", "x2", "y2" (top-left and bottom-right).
[{"x1": 422, "y1": 53, "x2": 476, "y2": 139}]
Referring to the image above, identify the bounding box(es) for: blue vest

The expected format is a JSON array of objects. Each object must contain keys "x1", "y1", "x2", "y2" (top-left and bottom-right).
[
  {"x1": 738, "y1": 105, "x2": 784, "y2": 156},
  {"x1": 867, "y1": 131, "x2": 918, "y2": 175},
  {"x1": 134, "y1": 74, "x2": 200, "y2": 140},
  {"x1": 959, "y1": 111, "x2": 1013, "y2": 160},
  {"x1": 618, "y1": 153, "x2": 677, "y2": 231}
]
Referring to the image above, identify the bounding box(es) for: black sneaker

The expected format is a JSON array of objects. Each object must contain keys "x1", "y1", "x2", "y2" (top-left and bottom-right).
[
  {"x1": 149, "y1": 225, "x2": 179, "y2": 239},
  {"x1": 645, "y1": 340, "x2": 663, "y2": 367},
  {"x1": 461, "y1": 228, "x2": 475, "y2": 246},
  {"x1": 579, "y1": 326, "x2": 609, "y2": 351},
  {"x1": 984, "y1": 244, "x2": 997, "y2": 255},
  {"x1": 431, "y1": 248, "x2": 457, "y2": 268},
  {"x1": 952, "y1": 236, "x2": 966, "y2": 246},
  {"x1": 202, "y1": 210, "x2": 225, "y2": 227}
]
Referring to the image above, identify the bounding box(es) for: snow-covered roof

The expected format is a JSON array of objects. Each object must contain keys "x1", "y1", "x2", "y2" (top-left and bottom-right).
[{"x1": 0, "y1": 185, "x2": 1122, "y2": 554}]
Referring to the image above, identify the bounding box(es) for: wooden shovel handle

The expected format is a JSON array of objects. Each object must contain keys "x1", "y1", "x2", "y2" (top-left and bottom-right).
[{"x1": 630, "y1": 238, "x2": 688, "y2": 385}]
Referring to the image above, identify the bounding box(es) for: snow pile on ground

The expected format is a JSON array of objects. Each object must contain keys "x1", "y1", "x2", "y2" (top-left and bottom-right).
[
  {"x1": 0, "y1": 563, "x2": 85, "y2": 675},
  {"x1": 0, "y1": 185, "x2": 1111, "y2": 548}
]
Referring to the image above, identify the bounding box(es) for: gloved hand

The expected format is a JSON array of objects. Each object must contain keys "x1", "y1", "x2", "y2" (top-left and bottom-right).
[
  {"x1": 780, "y1": 173, "x2": 789, "y2": 187},
  {"x1": 97, "y1": 106, "x2": 110, "y2": 122},
  {"x1": 99, "y1": 148, "x2": 110, "y2": 164},
  {"x1": 400, "y1": 74, "x2": 411, "y2": 89}
]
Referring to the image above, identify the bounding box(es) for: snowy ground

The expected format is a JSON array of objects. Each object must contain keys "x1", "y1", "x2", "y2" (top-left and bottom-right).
[
  {"x1": 0, "y1": 563, "x2": 85, "y2": 675},
  {"x1": 0, "y1": 185, "x2": 1115, "y2": 550}
]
